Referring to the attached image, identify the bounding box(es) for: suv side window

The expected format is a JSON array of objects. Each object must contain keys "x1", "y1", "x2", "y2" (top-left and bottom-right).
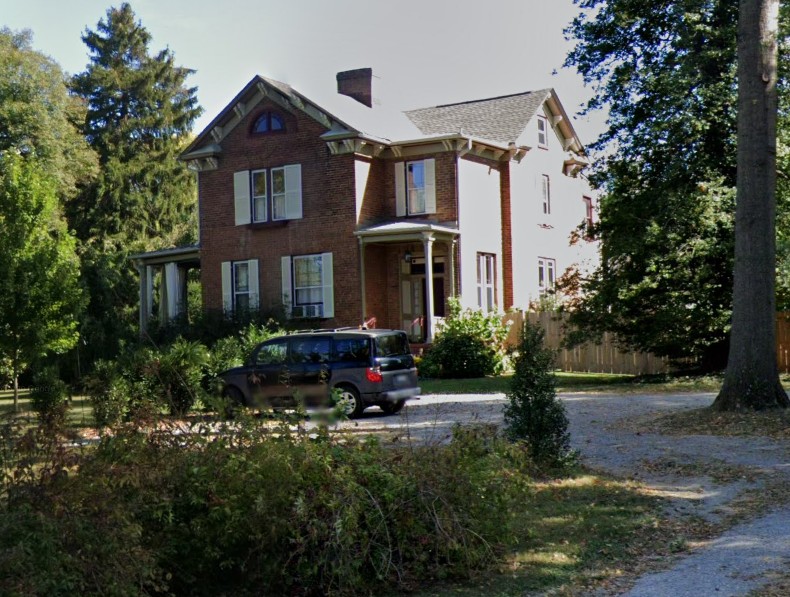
[
  {"x1": 255, "y1": 339, "x2": 288, "y2": 365},
  {"x1": 375, "y1": 332, "x2": 410, "y2": 357},
  {"x1": 290, "y1": 337, "x2": 332, "y2": 364},
  {"x1": 334, "y1": 338, "x2": 371, "y2": 363}
]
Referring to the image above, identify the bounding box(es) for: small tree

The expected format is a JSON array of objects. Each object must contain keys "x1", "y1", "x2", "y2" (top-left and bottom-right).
[
  {"x1": 0, "y1": 153, "x2": 84, "y2": 410},
  {"x1": 504, "y1": 321, "x2": 573, "y2": 466}
]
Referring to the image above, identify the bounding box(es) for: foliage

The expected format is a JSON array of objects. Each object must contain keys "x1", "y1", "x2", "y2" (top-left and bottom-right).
[
  {"x1": 504, "y1": 321, "x2": 574, "y2": 467},
  {"x1": 0, "y1": 28, "x2": 97, "y2": 200},
  {"x1": 0, "y1": 415, "x2": 525, "y2": 596},
  {"x1": 0, "y1": 153, "x2": 84, "y2": 408},
  {"x1": 29, "y1": 367, "x2": 69, "y2": 427},
  {"x1": 420, "y1": 298, "x2": 509, "y2": 378},
  {"x1": 85, "y1": 360, "x2": 130, "y2": 428},
  {"x1": 562, "y1": 0, "x2": 752, "y2": 368},
  {"x1": 67, "y1": 3, "x2": 202, "y2": 365}
]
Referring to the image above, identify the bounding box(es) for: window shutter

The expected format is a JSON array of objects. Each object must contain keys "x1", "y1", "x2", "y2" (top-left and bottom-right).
[
  {"x1": 233, "y1": 170, "x2": 251, "y2": 225},
  {"x1": 284, "y1": 164, "x2": 302, "y2": 220},
  {"x1": 221, "y1": 261, "x2": 233, "y2": 313},
  {"x1": 281, "y1": 256, "x2": 293, "y2": 316},
  {"x1": 321, "y1": 252, "x2": 334, "y2": 318},
  {"x1": 423, "y1": 158, "x2": 436, "y2": 214},
  {"x1": 248, "y1": 259, "x2": 260, "y2": 309},
  {"x1": 394, "y1": 162, "x2": 406, "y2": 217}
]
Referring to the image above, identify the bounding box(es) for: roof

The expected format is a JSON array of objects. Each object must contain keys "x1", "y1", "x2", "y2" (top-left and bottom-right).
[{"x1": 404, "y1": 90, "x2": 552, "y2": 145}]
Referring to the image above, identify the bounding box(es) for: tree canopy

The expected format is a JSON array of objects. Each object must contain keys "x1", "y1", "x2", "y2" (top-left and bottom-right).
[
  {"x1": 0, "y1": 152, "x2": 84, "y2": 409},
  {"x1": 562, "y1": 0, "x2": 790, "y2": 368}
]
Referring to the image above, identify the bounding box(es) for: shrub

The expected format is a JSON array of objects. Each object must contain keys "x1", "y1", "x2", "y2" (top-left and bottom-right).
[
  {"x1": 153, "y1": 339, "x2": 209, "y2": 415},
  {"x1": 30, "y1": 367, "x2": 69, "y2": 427},
  {"x1": 420, "y1": 298, "x2": 508, "y2": 378},
  {"x1": 503, "y1": 321, "x2": 574, "y2": 467},
  {"x1": 86, "y1": 360, "x2": 129, "y2": 427}
]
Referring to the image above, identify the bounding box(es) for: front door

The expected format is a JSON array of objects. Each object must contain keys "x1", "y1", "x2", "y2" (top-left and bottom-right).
[{"x1": 401, "y1": 277, "x2": 424, "y2": 342}]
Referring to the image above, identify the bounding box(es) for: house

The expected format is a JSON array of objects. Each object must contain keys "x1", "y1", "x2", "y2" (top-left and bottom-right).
[{"x1": 133, "y1": 69, "x2": 597, "y2": 343}]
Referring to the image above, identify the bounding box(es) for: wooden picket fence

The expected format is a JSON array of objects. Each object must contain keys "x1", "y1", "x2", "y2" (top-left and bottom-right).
[
  {"x1": 775, "y1": 312, "x2": 790, "y2": 372},
  {"x1": 504, "y1": 311, "x2": 670, "y2": 376}
]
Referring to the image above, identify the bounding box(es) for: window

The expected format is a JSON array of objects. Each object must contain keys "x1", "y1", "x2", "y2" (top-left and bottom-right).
[
  {"x1": 541, "y1": 174, "x2": 551, "y2": 215},
  {"x1": 221, "y1": 259, "x2": 259, "y2": 313},
  {"x1": 395, "y1": 159, "x2": 436, "y2": 216},
  {"x1": 537, "y1": 115, "x2": 548, "y2": 149},
  {"x1": 252, "y1": 111, "x2": 285, "y2": 133},
  {"x1": 290, "y1": 337, "x2": 331, "y2": 364},
  {"x1": 254, "y1": 339, "x2": 288, "y2": 365},
  {"x1": 335, "y1": 338, "x2": 370, "y2": 363},
  {"x1": 476, "y1": 253, "x2": 496, "y2": 312},
  {"x1": 538, "y1": 258, "x2": 556, "y2": 293},
  {"x1": 281, "y1": 253, "x2": 334, "y2": 318},
  {"x1": 583, "y1": 195, "x2": 594, "y2": 230},
  {"x1": 234, "y1": 165, "x2": 302, "y2": 225}
]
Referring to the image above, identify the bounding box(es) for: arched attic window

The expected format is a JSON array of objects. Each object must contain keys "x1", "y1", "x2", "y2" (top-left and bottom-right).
[{"x1": 252, "y1": 111, "x2": 285, "y2": 134}]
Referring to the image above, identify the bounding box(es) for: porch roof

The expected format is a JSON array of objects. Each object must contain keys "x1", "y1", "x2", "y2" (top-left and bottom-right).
[
  {"x1": 354, "y1": 221, "x2": 459, "y2": 244},
  {"x1": 129, "y1": 245, "x2": 201, "y2": 266}
]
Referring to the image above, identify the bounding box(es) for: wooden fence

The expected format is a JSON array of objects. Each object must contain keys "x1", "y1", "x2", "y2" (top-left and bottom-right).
[
  {"x1": 504, "y1": 311, "x2": 670, "y2": 376},
  {"x1": 776, "y1": 312, "x2": 790, "y2": 373}
]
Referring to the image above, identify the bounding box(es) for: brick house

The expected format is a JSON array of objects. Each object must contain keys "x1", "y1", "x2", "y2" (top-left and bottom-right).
[{"x1": 133, "y1": 69, "x2": 597, "y2": 343}]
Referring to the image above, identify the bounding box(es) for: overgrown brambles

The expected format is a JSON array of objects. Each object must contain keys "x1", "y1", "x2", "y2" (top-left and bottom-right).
[
  {"x1": 0, "y1": 416, "x2": 525, "y2": 596},
  {"x1": 504, "y1": 321, "x2": 574, "y2": 467},
  {"x1": 420, "y1": 298, "x2": 508, "y2": 378}
]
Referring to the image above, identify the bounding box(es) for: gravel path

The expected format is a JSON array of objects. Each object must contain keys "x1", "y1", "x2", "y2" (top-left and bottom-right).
[{"x1": 344, "y1": 392, "x2": 790, "y2": 595}]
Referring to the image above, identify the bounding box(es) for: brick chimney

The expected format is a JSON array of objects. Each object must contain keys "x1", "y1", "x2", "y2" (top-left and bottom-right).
[{"x1": 337, "y1": 68, "x2": 373, "y2": 108}]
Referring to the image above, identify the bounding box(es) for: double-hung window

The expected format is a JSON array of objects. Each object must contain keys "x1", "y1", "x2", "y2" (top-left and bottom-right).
[
  {"x1": 538, "y1": 257, "x2": 556, "y2": 294},
  {"x1": 537, "y1": 115, "x2": 549, "y2": 149},
  {"x1": 281, "y1": 253, "x2": 334, "y2": 318},
  {"x1": 220, "y1": 259, "x2": 259, "y2": 313},
  {"x1": 541, "y1": 174, "x2": 551, "y2": 215},
  {"x1": 395, "y1": 158, "x2": 436, "y2": 216},
  {"x1": 476, "y1": 253, "x2": 496, "y2": 312},
  {"x1": 234, "y1": 164, "x2": 302, "y2": 225}
]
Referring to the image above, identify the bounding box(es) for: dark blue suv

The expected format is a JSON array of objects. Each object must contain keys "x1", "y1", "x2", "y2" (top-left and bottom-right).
[{"x1": 219, "y1": 329, "x2": 420, "y2": 417}]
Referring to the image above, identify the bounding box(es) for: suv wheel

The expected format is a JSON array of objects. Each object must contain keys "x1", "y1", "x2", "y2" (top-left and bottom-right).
[
  {"x1": 335, "y1": 385, "x2": 365, "y2": 418},
  {"x1": 380, "y1": 399, "x2": 405, "y2": 415}
]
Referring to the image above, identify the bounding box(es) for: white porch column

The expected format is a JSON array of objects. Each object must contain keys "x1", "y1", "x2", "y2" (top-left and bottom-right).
[
  {"x1": 137, "y1": 263, "x2": 151, "y2": 334},
  {"x1": 448, "y1": 239, "x2": 457, "y2": 298},
  {"x1": 358, "y1": 238, "x2": 367, "y2": 324},
  {"x1": 423, "y1": 232, "x2": 435, "y2": 343},
  {"x1": 164, "y1": 262, "x2": 180, "y2": 322}
]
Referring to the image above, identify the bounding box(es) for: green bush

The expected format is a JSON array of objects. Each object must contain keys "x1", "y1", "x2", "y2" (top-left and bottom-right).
[
  {"x1": 0, "y1": 415, "x2": 526, "y2": 596},
  {"x1": 503, "y1": 321, "x2": 574, "y2": 467},
  {"x1": 30, "y1": 367, "x2": 69, "y2": 427},
  {"x1": 86, "y1": 360, "x2": 129, "y2": 427},
  {"x1": 420, "y1": 298, "x2": 508, "y2": 378}
]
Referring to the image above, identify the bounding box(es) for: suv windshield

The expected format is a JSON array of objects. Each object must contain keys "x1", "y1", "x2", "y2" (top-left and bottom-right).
[{"x1": 375, "y1": 333, "x2": 410, "y2": 357}]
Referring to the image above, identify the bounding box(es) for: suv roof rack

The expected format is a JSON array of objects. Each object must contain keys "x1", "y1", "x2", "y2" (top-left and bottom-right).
[{"x1": 291, "y1": 326, "x2": 369, "y2": 334}]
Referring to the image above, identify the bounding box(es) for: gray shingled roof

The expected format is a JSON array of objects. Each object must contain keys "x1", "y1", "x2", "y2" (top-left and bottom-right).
[{"x1": 404, "y1": 90, "x2": 551, "y2": 145}]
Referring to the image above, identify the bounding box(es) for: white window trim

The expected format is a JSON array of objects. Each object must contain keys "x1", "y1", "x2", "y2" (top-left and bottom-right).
[
  {"x1": 538, "y1": 257, "x2": 556, "y2": 294},
  {"x1": 221, "y1": 259, "x2": 259, "y2": 314},
  {"x1": 395, "y1": 159, "x2": 436, "y2": 217},
  {"x1": 541, "y1": 174, "x2": 551, "y2": 215},
  {"x1": 234, "y1": 164, "x2": 302, "y2": 225},
  {"x1": 281, "y1": 253, "x2": 334, "y2": 318},
  {"x1": 537, "y1": 115, "x2": 549, "y2": 149}
]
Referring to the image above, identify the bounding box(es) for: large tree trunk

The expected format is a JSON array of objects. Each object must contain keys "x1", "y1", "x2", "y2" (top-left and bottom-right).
[{"x1": 714, "y1": 0, "x2": 788, "y2": 410}]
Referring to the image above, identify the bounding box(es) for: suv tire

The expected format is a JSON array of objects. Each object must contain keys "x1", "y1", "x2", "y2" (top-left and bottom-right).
[
  {"x1": 335, "y1": 385, "x2": 365, "y2": 418},
  {"x1": 380, "y1": 399, "x2": 406, "y2": 415}
]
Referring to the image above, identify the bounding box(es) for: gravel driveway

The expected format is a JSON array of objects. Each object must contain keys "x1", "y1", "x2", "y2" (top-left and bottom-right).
[{"x1": 343, "y1": 392, "x2": 790, "y2": 596}]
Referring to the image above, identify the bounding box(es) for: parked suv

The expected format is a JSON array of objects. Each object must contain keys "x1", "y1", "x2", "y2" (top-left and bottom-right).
[{"x1": 219, "y1": 329, "x2": 420, "y2": 417}]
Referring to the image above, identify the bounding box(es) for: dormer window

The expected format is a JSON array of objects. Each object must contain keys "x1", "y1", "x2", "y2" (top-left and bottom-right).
[
  {"x1": 252, "y1": 111, "x2": 285, "y2": 134},
  {"x1": 537, "y1": 115, "x2": 549, "y2": 149}
]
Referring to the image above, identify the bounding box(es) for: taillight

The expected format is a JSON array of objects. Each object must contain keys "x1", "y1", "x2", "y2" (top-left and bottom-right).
[{"x1": 366, "y1": 367, "x2": 383, "y2": 383}]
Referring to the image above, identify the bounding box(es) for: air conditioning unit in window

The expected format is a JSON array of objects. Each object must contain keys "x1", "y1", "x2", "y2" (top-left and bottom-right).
[{"x1": 292, "y1": 304, "x2": 323, "y2": 318}]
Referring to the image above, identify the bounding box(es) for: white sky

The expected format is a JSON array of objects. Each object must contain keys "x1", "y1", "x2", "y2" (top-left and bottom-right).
[{"x1": 2, "y1": 0, "x2": 606, "y2": 144}]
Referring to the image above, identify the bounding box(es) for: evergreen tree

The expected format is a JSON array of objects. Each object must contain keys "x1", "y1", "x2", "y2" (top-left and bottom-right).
[
  {"x1": 0, "y1": 153, "x2": 84, "y2": 410},
  {"x1": 69, "y1": 3, "x2": 202, "y2": 361},
  {"x1": 562, "y1": 0, "x2": 781, "y2": 368}
]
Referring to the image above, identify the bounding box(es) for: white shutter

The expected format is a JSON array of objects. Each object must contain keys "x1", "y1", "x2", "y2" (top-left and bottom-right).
[
  {"x1": 423, "y1": 158, "x2": 436, "y2": 214},
  {"x1": 221, "y1": 261, "x2": 233, "y2": 314},
  {"x1": 233, "y1": 170, "x2": 251, "y2": 225},
  {"x1": 394, "y1": 162, "x2": 406, "y2": 217},
  {"x1": 248, "y1": 259, "x2": 259, "y2": 309},
  {"x1": 284, "y1": 164, "x2": 302, "y2": 220},
  {"x1": 281, "y1": 256, "x2": 292, "y2": 316},
  {"x1": 321, "y1": 252, "x2": 334, "y2": 318}
]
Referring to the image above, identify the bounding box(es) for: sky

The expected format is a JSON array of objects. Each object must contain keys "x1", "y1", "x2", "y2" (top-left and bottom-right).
[{"x1": 2, "y1": 0, "x2": 606, "y2": 144}]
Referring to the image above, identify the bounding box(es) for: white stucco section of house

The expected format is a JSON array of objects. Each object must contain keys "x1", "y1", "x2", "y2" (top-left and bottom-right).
[
  {"x1": 457, "y1": 157, "x2": 503, "y2": 311},
  {"x1": 510, "y1": 108, "x2": 599, "y2": 308}
]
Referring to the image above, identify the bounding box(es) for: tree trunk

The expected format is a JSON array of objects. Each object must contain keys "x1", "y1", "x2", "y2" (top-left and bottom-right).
[
  {"x1": 714, "y1": 0, "x2": 788, "y2": 410},
  {"x1": 12, "y1": 372, "x2": 18, "y2": 412}
]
